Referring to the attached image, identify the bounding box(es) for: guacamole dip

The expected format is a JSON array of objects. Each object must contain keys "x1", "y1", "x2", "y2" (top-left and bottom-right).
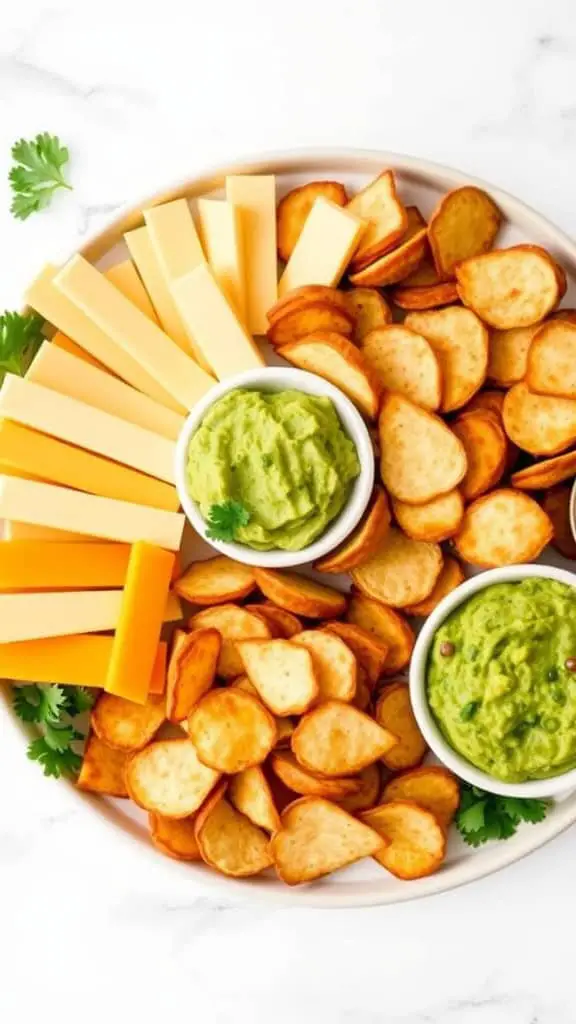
[
  {"x1": 187, "y1": 389, "x2": 360, "y2": 551},
  {"x1": 427, "y1": 579, "x2": 576, "y2": 782}
]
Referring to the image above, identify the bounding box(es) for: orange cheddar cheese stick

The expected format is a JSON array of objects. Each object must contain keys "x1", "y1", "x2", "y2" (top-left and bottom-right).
[
  {"x1": 0, "y1": 634, "x2": 167, "y2": 689},
  {"x1": 0, "y1": 541, "x2": 183, "y2": 592}
]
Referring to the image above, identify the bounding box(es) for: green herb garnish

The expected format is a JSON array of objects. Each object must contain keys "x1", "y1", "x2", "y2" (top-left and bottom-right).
[
  {"x1": 206, "y1": 500, "x2": 251, "y2": 543},
  {"x1": 12, "y1": 684, "x2": 93, "y2": 778},
  {"x1": 460, "y1": 699, "x2": 481, "y2": 722},
  {"x1": 9, "y1": 133, "x2": 72, "y2": 220},
  {"x1": 0, "y1": 311, "x2": 43, "y2": 382},
  {"x1": 456, "y1": 782, "x2": 548, "y2": 847}
]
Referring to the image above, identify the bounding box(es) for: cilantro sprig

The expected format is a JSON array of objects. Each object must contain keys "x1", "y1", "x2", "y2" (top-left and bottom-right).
[
  {"x1": 9, "y1": 133, "x2": 72, "y2": 220},
  {"x1": 456, "y1": 782, "x2": 548, "y2": 847},
  {"x1": 0, "y1": 311, "x2": 43, "y2": 382},
  {"x1": 12, "y1": 684, "x2": 93, "y2": 779},
  {"x1": 206, "y1": 500, "x2": 251, "y2": 543}
]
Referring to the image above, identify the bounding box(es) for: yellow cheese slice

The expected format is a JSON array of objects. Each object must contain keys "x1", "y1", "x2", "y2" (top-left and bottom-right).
[
  {"x1": 0, "y1": 476, "x2": 185, "y2": 549},
  {"x1": 0, "y1": 374, "x2": 176, "y2": 485},
  {"x1": 172, "y1": 264, "x2": 265, "y2": 380},
  {"x1": 52, "y1": 331, "x2": 111, "y2": 372},
  {"x1": 278, "y1": 197, "x2": 365, "y2": 297},
  {"x1": 225, "y1": 175, "x2": 277, "y2": 334},
  {"x1": 4, "y1": 522, "x2": 99, "y2": 543},
  {"x1": 25, "y1": 265, "x2": 184, "y2": 412},
  {"x1": 28, "y1": 342, "x2": 185, "y2": 441},
  {"x1": 197, "y1": 198, "x2": 246, "y2": 323},
  {"x1": 54, "y1": 255, "x2": 216, "y2": 411},
  {"x1": 125, "y1": 225, "x2": 194, "y2": 353},
  {"x1": 104, "y1": 260, "x2": 159, "y2": 322}
]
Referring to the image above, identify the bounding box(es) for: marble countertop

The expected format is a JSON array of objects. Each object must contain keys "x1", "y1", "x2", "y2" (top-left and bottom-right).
[{"x1": 2, "y1": 2, "x2": 576, "y2": 1021}]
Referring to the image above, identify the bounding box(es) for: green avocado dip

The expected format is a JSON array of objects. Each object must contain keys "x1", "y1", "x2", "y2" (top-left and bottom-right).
[
  {"x1": 186, "y1": 389, "x2": 360, "y2": 551},
  {"x1": 427, "y1": 579, "x2": 576, "y2": 782}
]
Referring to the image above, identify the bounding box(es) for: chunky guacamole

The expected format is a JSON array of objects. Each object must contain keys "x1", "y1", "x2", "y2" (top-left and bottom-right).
[
  {"x1": 187, "y1": 389, "x2": 360, "y2": 551},
  {"x1": 427, "y1": 579, "x2": 576, "y2": 782}
]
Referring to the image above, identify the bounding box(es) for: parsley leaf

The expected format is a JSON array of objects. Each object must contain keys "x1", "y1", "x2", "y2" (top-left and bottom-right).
[
  {"x1": 206, "y1": 500, "x2": 251, "y2": 542},
  {"x1": 0, "y1": 311, "x2": 43, "y2": 382},
  {"x1": 456, "y1": 781, "x2": 549, "y2": 847},
  {"x1": 9, "y1": 133, "x2": 72, "y2": 220},
  {"x1": 12, "y1": 683, "x2": 90, "y2": 779}
]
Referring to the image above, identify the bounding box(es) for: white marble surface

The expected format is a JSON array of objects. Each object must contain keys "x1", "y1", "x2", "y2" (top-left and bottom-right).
[{"x1": 2, "y1": 2, "x2": 576, "y2": 1020}]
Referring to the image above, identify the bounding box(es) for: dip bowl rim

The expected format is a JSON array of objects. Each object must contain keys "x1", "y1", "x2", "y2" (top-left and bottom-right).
[
  {"x1": 409, "y1": 562, "x2": 576, "y2": 799},
  {"x1": 174, "y1": 366, "x2": 375, "y2": 568}
]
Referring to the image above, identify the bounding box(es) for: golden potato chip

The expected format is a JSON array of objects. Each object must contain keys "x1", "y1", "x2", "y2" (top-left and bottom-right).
[
  {"x1": 428, "y1": 186, "x2": 501, "y2": 278},
  {"x1": 314, "y1": 487, "x2": 391, "y2": 573},
  {"x1": 277, "y1": 181, "x2": 348, "y2": 261},
  {"x1": 293, "y1": 629, "x2": 357, "y2": 702},
  {"x1": 77, "y1": 733, "x2": 129, "y2": 797},
  {"x1": 149, "y1": 812, "x2": 201, "y2": 861},
  {"x1": 275, "y1": 717, "x2": 296, "y2": 746},
  {"x1": 347, "y1": 594, "x2": 414, "y2": 675},
  {"x1": 353, "y1": 668, "x2": 372, "y2": 710},
  {"x1": 292, "y1": 700, "x2": 397, "y2": 776},
  {"x1": 502, "y1": 383, "x2": 576, "y2": 456},
  {"x1": 270, "y1": 750, "x2": 361, "y2": 798},
  {"x1": 379, "y1": 394, "x2": 467, "y2": 505},
  {"x1": 549, "y1": 308, "x2": 576, "y2": 325},
  {"x1": 237, "y1": 638, "x2": 319, "y2": 716},
  {"x1": 352, "y1": 527, "x2": 443, "y2": 609},
  {"x1": 91, "y1": 693, "x2": 165, "y2": 752},
  {"x1": 322, "y1": 620, "x2": 389, "y2": 686},
  {"x1": 195, "y1": 793, "x2": 273, "y2": 877},
  {"x1": 125, "y1": 738, "x2": 220, "y2": 818},
  {"x1": 360, "y1": 326, "x2": 442, "y2": 411},
  {"x1": 253, "y1": 568, "x2": 347, "y2": 618},
  {"x1": 452, "y1": 411, "x2": 507, "y2": 501},
  {"x1": 464, "y1": 390, "x2": 505, "y2": 420},
  {"x1": 374, "y1": 683, "x2": 427, "y2": 770},
  {"x1": 267, "y1": 284, "x2": 350, "y2": 324},
  {"x1": 228, "y1": 765, "x2": 281, "y2": 833},
  {"x1": 349, "y1": 208, "x2": 428, "y2": 287},
  {"x1": 267, "y1": 302, "x2": 354, "y2": 345},
  {"x1": 249, "y1": 603, "x2": 303, "y2": 638},
  {"x1": 456, "y1": 245, "x2": 563, "y2": 329},
  {"x1": 166, "y1": 628, "x2": 220, "y2": 723},
  {"x1": 526, "y1": 320, "x2": 576, "y2": 399},
  {"x1": 337, "y1": 764, "x2": 381, "y2": 813},
  {"x1": 391, "y1": 281, "x2": 460, "y2": 310},
  {"x1": 278, "y1": 331, "x2": 382, "y2": 419},
  {"x1": 232, "y1": 674, "x2": 259, "y2": 696},
  {"x1": 347, "y1": 170, "x2": 408, "y2": 269},
  {"x1": 174, "y1": 556, "x2": 255, "y2": 605},
  {"x1": 542, "y1": 485, "x2": 576, "y2": 559},
  {"x1": 392, "y1": 490, "x2": 464, "y2": 543},
  {"x1": 189, "y1": 603, "x2": 271, "y2": 678},
  {"x1": 488, "y1": 323, "x2": 542, "y2": 389},
  {"x1": 361, "y1": 800, "x2": 446, "y2": 879},
  {"x1": 382, "y1": 766, "x2": 461, "y2": 829},
  {"x1": 187, "y1": 689, "x2": 277, "y2": 773},
  {"x1": 454, "y1": 488, "x2": 553, "y2": 566},
  {"x1": 271, "y1": 796, "x2": 384, "y2": 884},
  {"x1": 511, "y1": 450, "x2": 576, "y2": 491},
  {"x1": 400, "y1": 253, "x2": 442, "y2": 287},
  {"x1": 405, "y1": 307, "x2": 489, "y2": 412},
  {"x1": 343, "y1": 287, "x2": 393, "y2": 343},
  {"x1": 404, "y1": 555, "x2": 465, "y2": 616}
]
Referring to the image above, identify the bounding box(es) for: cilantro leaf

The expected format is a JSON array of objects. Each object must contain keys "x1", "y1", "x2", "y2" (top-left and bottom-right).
[
  {"x1": 38, "y1": 685, "x2": 67, "y2": 724},
  {"x1": 13, "y1": 683, "x2": 92, "y2": 779},
  {"x1": 456, "y1": 781, "x2": 549, "y2": 847},
  {"x1": 61, "y1": 687, "x2": 94, "y2": 716},
  {"x1": 206, "y1": 500, "x2": 251, "y2": 542},
  {"x1": 9, "y1": 133, "x2": 72, "y2": 220},
  {"x1": 27, "y1": 737, "x2": 82, "y2": 779},
  {"x1": 12, "y1": 685, "x2": 44, "y2": 723},
  {"x1": 0, "y1": 311, "x2": 43, "y2": 382}
]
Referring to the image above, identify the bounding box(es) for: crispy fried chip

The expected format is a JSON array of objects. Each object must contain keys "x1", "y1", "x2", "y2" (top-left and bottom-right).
[
  {"x1": 349, "y1": 207, "x2": 428, "y2": 287},
  {"x1": 293, "y1": 629, "x2": 357, "y2": 702},
  {"x1": 464, "y1": 390, "x2": 505, "y2": 419},
  {"x1": 374, "y1": 683, "x2": 427, "y2": 770},
  {"x1": 166, "y1": 628, "x2": 220, "y2": 723},
  {"x1": 278, "y1": 331, "x2": 382, "y2": 418},
  {"x1": 456, "y1": 245, "x2": 562, "y2": 329},
  {"x1": 379, "y1": 394, "x2": 467, "y2": 505},
  {"x1": 249, "y1": 603, "x2": 303, "y2": 638},
  {"x1": 550, "y1": 308, "x2": 576, "y2": 324},
  {"x1": 149, "y1": 812, "x2": 201, "y2": 861},
  {"x1": 195, "y1": 792, "x2": 273, "y2": 877},
  {"x1": 502, "y1": 383, "x2": 576, "y2": 456},
  {"x1": 267, "y1": 284, "x2": 350, "y2": 324},
  {"x1": 405, "y1": 307, "x2": 489, "y2": 412},
  {"x1": 382, "y1": 767, "x2": 460, "y2": 829},
  {"x1": 452, "y1": 411, "x2": 507, "y2": 501},
  {"x1": 277, "y1": 181, "x2": 348, "y2": 261},
  {"x1": 253, "y1": 568, "x2": 347, "y2": 618},
  {"x1": 125, "y1": 738, "x2": 220, "y2": 818},
  {"x1": 189, "y1": 603, "x2": 271, "y2": 678},
  {"x1": 174, "y1": 556, "x2": 255, "y2": 605},
  {"x1": 267, "y1": 302, "x2": 354, "y2": 345},
  {"x1": 347, "y1": 170, "x2": 408, "y2": 269},
  {"x1": 428, "y1": 186, "x2": 501, "y2": 278},
  {"x1": 292, "y1": 700, "x2": 397, "y2": 776},
  {"x1": 526, "y1": 320, "x2": 576, "y2": 399},
  {"x1": 347, "y1": 595, "x2": 414, "y2": 675},
  {"x1": 401, "y1": 253, "x2": 442, "y2": 287},
  {"x1": 270, "y1": 750, "x2": 361, "y2": 798},
  {"x1": 322, "y1": 620, "x2": 389, "y2": 686},
  {"x1": 361, "y1": 326, "x2": 442, "y2": 411},
  {"x1": 488, "y1": 322, "x2": 542, "y2": 388},
  {"x1": 404, "y1": 555, "x2": 465, "y2": 616},
  {"x1": 237, "y1": 638, "x2": 319, "y2": 715},
  {"x1": 337, "y1": 764, "x2": 381, "y2": 813},
  {"x1": 228, "y1": 765, "x2": 281, "y2": 832},
  {"x1": 352, "y1": 527, "x2": 443, "y2": 609},
  {"x1": 90, "y1": 693, "x2": 165, "y2": 752},
  {"x1": 511, "y1": 451, "x2": 576, "y2": 490},
  {"x1": 392, "y1": 490, "x2": 464, "y2": 543},
  {"x1": 391, "y1": 281, "x2": 460, "y2": 310},
  {"x1": 232, "y1": 674, "x2": 259, "y2": 696},
  {"x1": 361, "y1": 800, "x2": 446, "y2": 879},
  {"x1": 271, "y1": 796, "x2": 384, "y2": 884},
  {"x1": 353, "y1": 668, "x2": 372, "y2": 710},
  {"x1": 542, "y1": 485, "x2": 576, "y2": 559},
  {"x1": 454, "y1": 488, "x2": 553, "y2": 566},
  {"x1": 187, "y1": 689, "x2": 277, "y2": 773},
  {"x1": 314, "y1": 487, "x2": 391, "y2": 573},
  {"x1": 343, "y1": 287, "x2": 393, "y2": 342},
  {"x1": 77, "y1": 733, "x2": 129, "y2": 797},
  {"x1": 275, "y1": 717, "x2": 296, "y2": 747}
]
